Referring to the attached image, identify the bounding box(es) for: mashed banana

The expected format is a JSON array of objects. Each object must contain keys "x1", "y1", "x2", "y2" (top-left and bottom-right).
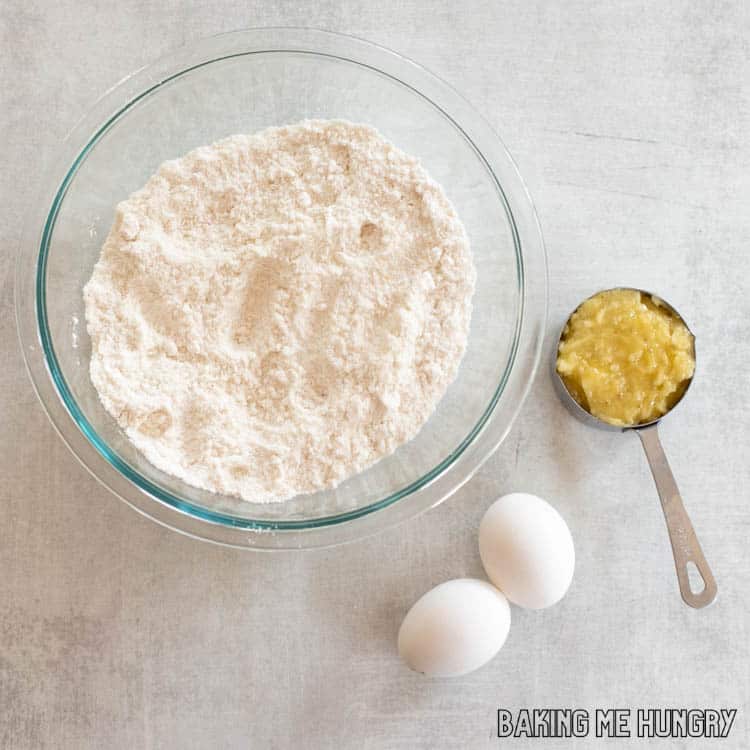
[{"x1": 556, "y1": 289, "x2": 695, "y2": 426}]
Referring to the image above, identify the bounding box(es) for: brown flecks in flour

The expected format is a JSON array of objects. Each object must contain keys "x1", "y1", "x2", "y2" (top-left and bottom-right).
[{"x1": 83, "y1": 120, "x2": 475, "y2": 502}]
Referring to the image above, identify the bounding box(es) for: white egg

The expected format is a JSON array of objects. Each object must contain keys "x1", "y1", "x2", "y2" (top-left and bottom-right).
[
  {"x1": 398, "y1": 578, "x2": 511, "y2": 677},
  {"x1": 479, "y1": 492, "x2": 575, "y2": 609}
]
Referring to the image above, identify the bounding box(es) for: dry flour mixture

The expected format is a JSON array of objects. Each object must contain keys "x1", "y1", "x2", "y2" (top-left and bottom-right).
[{"x1": 84, "y1": 120, "x2": 475, "y2": 502}]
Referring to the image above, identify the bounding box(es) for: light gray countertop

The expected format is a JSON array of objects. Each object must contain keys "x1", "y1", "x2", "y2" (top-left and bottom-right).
[{"x1": 2, "y1": 2, "x2": 749, "y2": 748}]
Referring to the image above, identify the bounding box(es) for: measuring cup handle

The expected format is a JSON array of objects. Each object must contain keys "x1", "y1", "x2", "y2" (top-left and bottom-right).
[{"x1": 636, "y1": 424, "x2": 717, "y2": 608}]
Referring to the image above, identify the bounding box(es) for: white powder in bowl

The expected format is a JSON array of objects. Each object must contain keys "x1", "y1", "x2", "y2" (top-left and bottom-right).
[{"x1": 84, "y1": 120, "x2": 476, "y2": 503}]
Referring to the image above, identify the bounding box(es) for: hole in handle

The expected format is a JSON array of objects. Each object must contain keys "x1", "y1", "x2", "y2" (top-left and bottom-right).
[{"x1": 686, "y1": 561, "x2": 705, "y2": 595}]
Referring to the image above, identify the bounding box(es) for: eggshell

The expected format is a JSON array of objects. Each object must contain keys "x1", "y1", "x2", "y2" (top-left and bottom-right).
[
  {"x1": 398, "y1": 578, "x2": 511, "y2": 677},
  {"x1": 479, "y1": 492, "x2": 575, "y2": 609}
]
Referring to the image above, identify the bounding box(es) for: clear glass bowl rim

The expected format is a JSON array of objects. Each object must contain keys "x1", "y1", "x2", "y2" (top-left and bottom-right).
[{"x1": 15, "y1": 27, "x2": 548, "y2": 549}]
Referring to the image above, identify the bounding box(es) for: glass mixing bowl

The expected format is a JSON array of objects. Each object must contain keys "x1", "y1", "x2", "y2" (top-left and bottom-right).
[{"x1": 16, "y1": 28, "x2": 547, "y2": 549}]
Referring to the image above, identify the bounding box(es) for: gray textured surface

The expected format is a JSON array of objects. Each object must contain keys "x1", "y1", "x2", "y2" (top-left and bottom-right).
[{"x1": 2, "y1": 1, "x2": 749, "y2": 748}]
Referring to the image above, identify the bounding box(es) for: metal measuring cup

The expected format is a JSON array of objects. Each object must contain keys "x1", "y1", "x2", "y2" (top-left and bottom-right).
[{"x1": 554, "y1": 288, "x2": 717, "y2": 609}]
